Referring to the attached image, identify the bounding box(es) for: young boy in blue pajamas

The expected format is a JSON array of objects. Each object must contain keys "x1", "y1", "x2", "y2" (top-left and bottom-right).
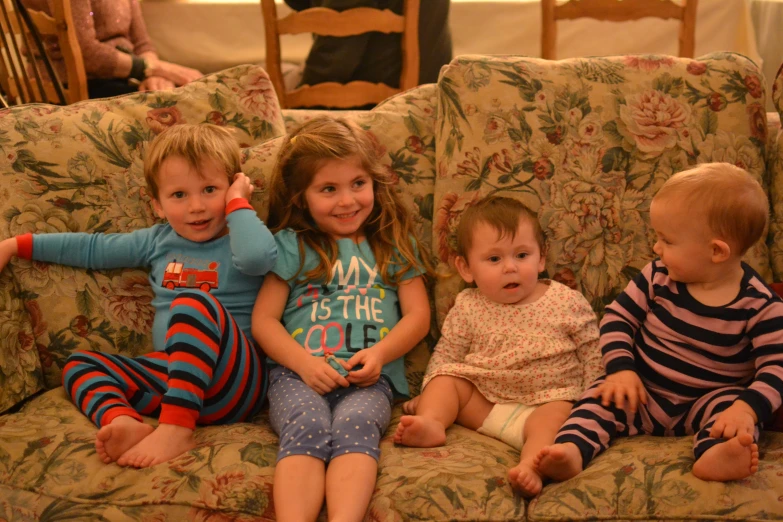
[{"x1": 0, "y1": 124, "x2": 276, "y2": 468}]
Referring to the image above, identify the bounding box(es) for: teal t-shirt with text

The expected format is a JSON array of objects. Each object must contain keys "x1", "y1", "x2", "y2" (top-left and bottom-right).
[{"x1": 272, "y1": 228, "x2": 422, "y2": 396}]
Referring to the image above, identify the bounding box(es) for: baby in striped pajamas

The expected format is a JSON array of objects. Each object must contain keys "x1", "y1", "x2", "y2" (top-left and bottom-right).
[{"x1": 537, "y1": 162, "x2": 783, "y2": 483}]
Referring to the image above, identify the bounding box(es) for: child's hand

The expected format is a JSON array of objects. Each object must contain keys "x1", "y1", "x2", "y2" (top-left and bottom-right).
[
  {"x1": 225, "y1": 172, "x2": 253, "y2": 203},
  {"x1": 0, "y1": 237, "x2": 19, "y2": 274},
  {"x1": 345, "y1": 348, "x2": 384, "y2": 387},
  {"x1": 299, "y1": 356, "x2": 350, "y2": 395},
  {"x1": 709, "y1": 400, "x2": 757, "y2": 440},
  {"x1": 592, "y1": 370, "x2": 647, "y2": 413}
]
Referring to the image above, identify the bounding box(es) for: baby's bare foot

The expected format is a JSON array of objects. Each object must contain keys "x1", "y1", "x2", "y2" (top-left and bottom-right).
[
  {"x1": 692, "y1": 434, "x2": 759, "y2": 481},
  {"x1": 116, "y1": 423, "x2": 196, "y2": 468},
  {"x1": 95, "y1": 416, "x2": 154, "y2": 464},
  {"x1": 402, "y1": 396, "x2": 420, "y2": 415},
  {"x1": 393, "y1": 415, "x2": 447, "y2": 447},
  {"x1": 535, "y1": 443, "x2": 583, "y2": 482},
  {"x1": 508, "y1": 461, "x2": 543, "y2": 497}
]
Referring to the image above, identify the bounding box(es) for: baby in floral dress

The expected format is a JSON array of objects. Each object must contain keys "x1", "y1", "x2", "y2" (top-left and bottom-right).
[{"x1": 394, "y1": 195, "x2": 601, "y2": 497}]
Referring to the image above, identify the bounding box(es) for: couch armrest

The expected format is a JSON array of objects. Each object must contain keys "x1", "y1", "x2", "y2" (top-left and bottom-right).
[{"x1": 0, "y1": 271, "x2": 44, "y2": 413}]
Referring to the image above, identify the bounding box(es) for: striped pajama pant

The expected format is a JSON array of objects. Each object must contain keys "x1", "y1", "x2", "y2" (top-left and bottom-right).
[
  {"x1": 62, "y1": 290, "x2": 267, "y2": 429},
  {"x1": 554, "y1": 375, "x2": 760, "y2": 468}
]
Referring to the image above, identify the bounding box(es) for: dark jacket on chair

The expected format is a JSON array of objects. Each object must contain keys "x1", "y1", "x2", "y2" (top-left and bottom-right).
[{"x1": 284, "y1": 0, "x2": 452, "y2": 88}]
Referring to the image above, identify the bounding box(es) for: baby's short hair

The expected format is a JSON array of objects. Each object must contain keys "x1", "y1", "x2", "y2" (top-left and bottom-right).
[
  {"x1": 144, "y1": 124, "x2": 240, "y2": 199},
  {"x1": 653, "y1": 163, "x2": 768, "y2": 255},
  {"x1": 456, "y1": 196, "x2": 545, "y2": 258}
]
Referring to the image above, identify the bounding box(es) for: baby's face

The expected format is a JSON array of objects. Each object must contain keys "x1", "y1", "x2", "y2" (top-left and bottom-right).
[
  {"x1": 650, "y1": 198, "x2": 714, "y2": 283},
  {"x1": 458, "y1": 219, "x2": 546, "y2": 305}
]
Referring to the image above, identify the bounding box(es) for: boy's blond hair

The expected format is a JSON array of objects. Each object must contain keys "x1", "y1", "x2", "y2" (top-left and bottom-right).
[
  {"x1": 268, "y1": 115, "x2": 432, "y2": 285},
  {"x1": 456, "y1": 196, "x2": 545, "y2": 260},
  {"x1": 653, "y1": 163, "x2": 768, "y2": 255},
  {"x1": 144, "y1": 124, "x2": 240, "y2": 199}
]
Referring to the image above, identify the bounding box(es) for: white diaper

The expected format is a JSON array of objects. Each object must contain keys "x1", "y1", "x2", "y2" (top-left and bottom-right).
[{"x1": 477, "y1": 403, "x2": 536, "y2": 450}]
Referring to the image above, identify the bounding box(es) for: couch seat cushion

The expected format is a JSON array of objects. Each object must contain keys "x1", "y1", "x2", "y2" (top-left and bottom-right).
[
  {"x1": 529, "y1": 433, "x2": 783, "y2": 521},
  {"x1": 0, "y1": 389, "x2": 524, "y2": 521}
]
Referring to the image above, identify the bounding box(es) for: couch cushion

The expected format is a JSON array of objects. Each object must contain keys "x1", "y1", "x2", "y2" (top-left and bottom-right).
[
  {"x1": 0, "y1": 65, "x2": 285, "y2": 391},
  {"x1": 529, "y1": 433, "x2": 783, "y2": 521},
  {"x1": 0, "y1": 274, "x2": 43, "y2": 413},
  {"x1": 432, "y1": 53, "x2": 772, "y2": 325},
  {"x1": 766, "y1": 62, "x2": 783, "y2": 282},
  {"x1": 0, "y1": 388, "x2": 523, "y2": 521}
]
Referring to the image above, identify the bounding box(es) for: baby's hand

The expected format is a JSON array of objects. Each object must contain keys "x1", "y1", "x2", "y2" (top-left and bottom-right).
[
  {"x1": 299, "y1": 356, "x2": 350, "y2": 395},
  {"x1": 225, "y1": 172, "x2": 253, "y2": 203},
  {"x1": 709, "y1": 400, "x2": 757, "y2": 440},
  {"x1": 591, "y1": 370, "x2": 647, "y2": 413},
  {"x1": 0, "y1": 237, "x2": 19, "y2": 274},
  {"x1": 345, "y1": 348, "x2": 383, "y2": 387}
]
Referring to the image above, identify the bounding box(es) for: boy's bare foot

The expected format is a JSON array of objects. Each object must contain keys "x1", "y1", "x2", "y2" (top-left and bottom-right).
[
  {"x1": 508, "y1": 461, "x2": 543, "y2": 497},
  {"x1": 402, "y1": 396, "x2": 420, "y2": 415},
  {"x1": 95, "y1": 416, "x2": 154, "y2": 464},
  {"x1": 692, "y1": 434, "x2": 759, "y2": 481},
  {"x1": 116, "y1": 423, "x2": 196, "y2": 468},
  {"x1": 393, "y1": 415, "x2": 447, "y2": 447},
  {"x1": 535, "y1": 443, "x2": 583, "y2": 482}
]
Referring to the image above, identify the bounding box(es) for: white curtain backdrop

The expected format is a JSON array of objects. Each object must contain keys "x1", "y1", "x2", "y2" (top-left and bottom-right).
[{"x1": 141, "y1": 0, "x2": 767, "y2": 94}]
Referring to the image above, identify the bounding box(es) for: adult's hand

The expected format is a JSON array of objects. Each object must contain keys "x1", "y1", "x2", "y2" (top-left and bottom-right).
[
  {"x1": 138, "y1": 76, "x2": 176, "y2": 92},
  {"x1": 147, "y1": 59, "x2": 203, "y2": 86}
]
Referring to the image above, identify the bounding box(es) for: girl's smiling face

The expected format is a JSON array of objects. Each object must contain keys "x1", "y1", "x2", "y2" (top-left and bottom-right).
[{"x1": 303, "y1": 156, "x2": 375, "y2": 241}]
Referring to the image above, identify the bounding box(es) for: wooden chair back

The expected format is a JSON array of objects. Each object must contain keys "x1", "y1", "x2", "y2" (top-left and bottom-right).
[
  {"x1": 541, "y1": 0, "x2": 699, "y2": 60},
  {"x1": 0, "y1": 0, "x2": 86, "y2": 106},
  {"x1": 261, "y1": 0, "x2": 420, "y2": 109}
]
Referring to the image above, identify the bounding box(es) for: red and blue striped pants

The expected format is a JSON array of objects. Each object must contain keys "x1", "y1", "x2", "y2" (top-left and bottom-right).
[{"x1": 62, "y1": 291, "x2": 267, "y2": 429}]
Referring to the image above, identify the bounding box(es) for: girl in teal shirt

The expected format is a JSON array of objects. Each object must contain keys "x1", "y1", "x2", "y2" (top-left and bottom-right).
[{"x1": 252, "y1": 116, "x2": 432, "y2": 522}]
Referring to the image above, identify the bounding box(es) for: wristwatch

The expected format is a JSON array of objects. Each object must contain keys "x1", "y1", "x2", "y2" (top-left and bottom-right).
[{"x1": 128, "y1": 55, "x2": 151, "y2": 84}]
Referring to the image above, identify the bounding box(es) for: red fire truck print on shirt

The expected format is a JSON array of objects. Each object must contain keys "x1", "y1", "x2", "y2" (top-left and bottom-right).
[{"x1": 162, "y1": 260, "x2": 219, "y2": 293}]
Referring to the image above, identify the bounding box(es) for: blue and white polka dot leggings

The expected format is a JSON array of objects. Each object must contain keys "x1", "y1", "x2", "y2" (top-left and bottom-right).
[{"x1": 268, "y1": 365, "x2": 393, "y2": 463}]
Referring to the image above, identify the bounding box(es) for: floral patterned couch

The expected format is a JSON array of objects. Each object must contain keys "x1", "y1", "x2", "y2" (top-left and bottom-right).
[{"x1": 1, "y1": 54, "x2": 783, "y2": 521}]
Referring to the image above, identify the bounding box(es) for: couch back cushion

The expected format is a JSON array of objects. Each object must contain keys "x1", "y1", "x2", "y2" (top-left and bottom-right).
[
  {"x1": 433, "y1": 53, "x2": 771, "y2": 324},
  {"x1": 766, "y1": 62, "x2": 783, "y2": 281},
  {"x1": 0, "y1": 65, "x2": 285, "y2": 390}
]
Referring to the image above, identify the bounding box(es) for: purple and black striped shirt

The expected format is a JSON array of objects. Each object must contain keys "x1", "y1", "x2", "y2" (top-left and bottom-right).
[{"x1": 600, "y1": 260, "x2": 783, "y2": 424}]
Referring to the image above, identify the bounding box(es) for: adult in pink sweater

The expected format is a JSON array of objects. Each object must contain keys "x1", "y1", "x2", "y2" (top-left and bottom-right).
[{"x1": 23, "y1": 0, "x2": 202, "y2": 98}]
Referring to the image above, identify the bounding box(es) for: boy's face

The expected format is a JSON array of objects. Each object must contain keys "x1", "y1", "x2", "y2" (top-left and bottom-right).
[
  {"x1": 151, "y1": 155, "x2": 231, "y2": 243},
  {"x1": 455, "y1": 219, "x2": 545, "y2": 305},
  {"x1": 650, "y1": 198, "x2": 714, "y2": 283}
]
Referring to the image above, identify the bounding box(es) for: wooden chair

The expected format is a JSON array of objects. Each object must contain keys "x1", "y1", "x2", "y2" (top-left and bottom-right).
[
  {"x1": 260, "y1": 0, "x2": 420, "y2": 109},
  {"x1": 541, "y1": 0, "x2": 699, "y2": 60},
  {"x1": 0, "y1": 0, "x2": 87, "y2": 106}
]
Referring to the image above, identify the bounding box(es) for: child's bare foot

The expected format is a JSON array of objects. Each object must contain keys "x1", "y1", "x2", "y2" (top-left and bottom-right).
[
  {"x1": 508, "y1": 461, "x2": 543, "y2": 497},
  {"x1": 692, "y1": 433, "x2": 759, "y2": 481},
  {"x1": 402, "y1": 396, "x2": 420, "y2": 415},
  {"x1": 95, "y1": 416, "x2": 154, "y2": 464},
  {"x1": 393, "y1": 415, "x2": 447, "y2": 447},
  {"x1": 535, "y1": 443, "x2": 583, "y2": 482},
  {"x1": 116, "y1": 423, "x2": 196, "y2": 468}
]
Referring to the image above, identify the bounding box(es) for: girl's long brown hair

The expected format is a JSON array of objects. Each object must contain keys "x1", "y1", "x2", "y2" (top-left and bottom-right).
[{"x1": 267, "y1": 116, "x2": 432, "y2": 286}]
